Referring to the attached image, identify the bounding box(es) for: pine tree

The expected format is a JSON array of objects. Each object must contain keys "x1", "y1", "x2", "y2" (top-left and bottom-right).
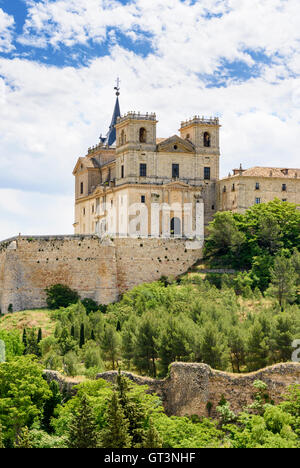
[
  {"x1": 67, "y1": 395, "x2": 99, "y2": 448},
  {"x1": 79, "y1": 323, "x2": 85, "y2": 348},
  {"x1": 42, "y1": 380, "x2": 62, "y2": 433},
  {"x1": 16, "y1": 427, "x2": 32, "y2": 448},
  {"x1": 100, "y1": 392, "x2": 132, "y2": 448},
  {"x1": 116, "y1": 370, "x2": 147, "y2": 447},
  {"x1": 267, "y1": 256, "x2": 297, "y2": 310},
  {"x1": 143, "y1": 419, "x2": 163, "y2": 448}
]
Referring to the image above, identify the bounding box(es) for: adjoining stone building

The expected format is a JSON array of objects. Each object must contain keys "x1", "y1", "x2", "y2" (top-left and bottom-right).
[
  {"x1": 73, "y1": 87, "x2": 220, "y2": 238},
  {"x1": 219, "y1": 165, "x2": 300, "y2": 213}
]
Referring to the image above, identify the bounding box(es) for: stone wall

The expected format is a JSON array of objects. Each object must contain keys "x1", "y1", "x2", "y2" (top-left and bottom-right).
[
  {"x1": 97, "y1": 362, "x2": 300, "y2": 418},
  {"x1": 44, "y1": 362, "x2": 300, "y2": 418},
  {"x1": 0, "y1": 235, "x2": 202, "y2": 313}
]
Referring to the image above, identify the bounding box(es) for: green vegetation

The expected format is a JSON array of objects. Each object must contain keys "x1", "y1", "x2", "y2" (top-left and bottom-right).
[
  {"x1": 0, "y1": 200, "x2": 299, "y2": 448},
  {"x1": 0, "y1": 355, "x2": 299, "y2": 448}
]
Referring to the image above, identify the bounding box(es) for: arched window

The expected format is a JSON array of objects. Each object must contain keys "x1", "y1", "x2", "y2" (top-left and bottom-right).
[
  {"x1": 186, "y1": 133, "x2": 190, "y2": 140},
  {"x1": 170, "y1": 217, "x2": 181, "y2": 237},
  {"x1": 204, "y1": 132, "x2": 211, "y2": 147},
  {"x1": 139, "y1": 127, "x2": 147, "y2": 143}
]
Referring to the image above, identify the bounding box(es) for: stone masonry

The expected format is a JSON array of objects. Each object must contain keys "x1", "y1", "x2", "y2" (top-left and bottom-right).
[
  {"x1": 44, "y1": 362, "x2": 300, "y2": 418},
  {"x1": 0, "y1": 235, "x2": 202, "y2": 313}
]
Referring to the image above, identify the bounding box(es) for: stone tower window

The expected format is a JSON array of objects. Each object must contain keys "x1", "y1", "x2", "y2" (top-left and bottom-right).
[
  {"x1": 80, "y1": 182, "x2": 84, "y2": 194},
  {"x1": 204, "y1": 132, "x2": 211, "y2": 147},
  {"x1": 186, "y1": 133, "x2": 190, "y2": 140},
  {"x1": 139, "y1": 127, "x2": 147, "y2": 143}
]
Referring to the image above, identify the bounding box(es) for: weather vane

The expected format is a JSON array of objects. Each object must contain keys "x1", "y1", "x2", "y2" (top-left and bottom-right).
[{"x1": 114, "y1": 77, "x2": 121, "y2": 97}]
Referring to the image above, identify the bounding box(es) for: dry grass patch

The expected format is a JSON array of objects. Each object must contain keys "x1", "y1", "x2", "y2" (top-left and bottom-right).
[{"x1": 0, "y1": 309, "x2": 56, "y2": 337}]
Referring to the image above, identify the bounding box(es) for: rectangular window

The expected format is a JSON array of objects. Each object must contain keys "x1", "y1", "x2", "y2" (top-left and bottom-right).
[
  {"x1": 282, "y1": 199, "x2": 287, "y2": 202},
  {"x1": 282, "y1": 184, "x2": 287, "y2": 191},
  {"x1": 121, "y1": 165, "x2": 124, "y2": 178},
  {"x1": 204, "y1": 167, "x2": 211, "y2": 180},
  {"x1": 255, "y1": 182, "x2": 260, "y2": 190},
  {"x1": 141, "y1": 195, "x2": 146, "y2": 204},
  {"x1": 83, "y1": 208, "x2": 86, "y2": 216},
  {"x1": 140, "y1": 163, "x2": 147, "y2": 177},
  {"x1": 255, "y1": 198, "x2": 261, "y2": 204},
  {"x1": 92, "y1": 205, "x2": 94, "y2": 214},
  {"x1": 172, "y1": 164, "x2": 180, "y2": 179},
  {"x1": 80, "y1": 182, "x2": 83, "y2": 194}
]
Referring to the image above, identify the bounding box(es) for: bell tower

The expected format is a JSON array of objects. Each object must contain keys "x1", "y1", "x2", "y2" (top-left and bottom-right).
[{"x1": 179, "y1": 116, "x2": 220, "y2": 153}]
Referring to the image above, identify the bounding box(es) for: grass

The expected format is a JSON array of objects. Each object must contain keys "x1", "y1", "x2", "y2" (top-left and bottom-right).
[{"x1": 0, "y1": 309, "x2": 56, "y2": 337}]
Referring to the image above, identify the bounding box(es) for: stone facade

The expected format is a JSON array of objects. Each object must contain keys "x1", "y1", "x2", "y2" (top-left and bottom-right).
[
  {"x1": 0, "y1": 236, "x2": 202, "y2": 314},
  {"x1": 219, "y1": 166, "x2": 300, "y2": 213},
  {"x1": 73, "y1": 113, "x2": 221, "y2": 237},
  {"x1": 44, "y1": 362, "x2": 300, "y2": 418}
]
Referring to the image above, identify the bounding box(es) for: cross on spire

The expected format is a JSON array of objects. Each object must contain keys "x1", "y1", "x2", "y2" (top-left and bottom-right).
[{"x1": 114, "y1": 77, "x2": 121, "y2": 97}]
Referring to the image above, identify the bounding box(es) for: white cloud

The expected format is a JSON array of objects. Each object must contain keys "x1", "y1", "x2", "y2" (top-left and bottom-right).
[
  {"x1": 0, "y1": 8, "x2": 14, "y2": 53},
  {"x1": 0, "y1": 189, "x2": 73, "y2": 240},
  {"x1": 0, "y1": 0, "x2": 299, "y2": 239}
]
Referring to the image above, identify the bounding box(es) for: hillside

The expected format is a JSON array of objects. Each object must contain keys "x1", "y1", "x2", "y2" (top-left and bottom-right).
[{"x1": 0, "y1": 309, "x2": 56, "y2": 337}]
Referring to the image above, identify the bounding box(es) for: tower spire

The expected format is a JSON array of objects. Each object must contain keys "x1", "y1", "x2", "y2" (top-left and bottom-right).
[{"x1": 101, "y1": 79, "x2": 121, "y2": 147}]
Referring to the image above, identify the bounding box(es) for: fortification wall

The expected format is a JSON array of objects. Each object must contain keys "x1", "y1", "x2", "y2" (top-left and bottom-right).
[
  {"x1": 0, "y1": 236, "x2": 202, "y2": 313},
  {"x1": 44, "y1": 362, "x2": 300, "y2": 418}
]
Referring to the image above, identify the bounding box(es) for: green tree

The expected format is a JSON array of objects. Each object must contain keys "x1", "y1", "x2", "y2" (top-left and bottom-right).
[
  {"x1": 204, "y1": 211, "x2": 246, "y2": 264},
  {"x1": 199, "y1": 324, "x2": 227, "y2": 370},
  {"x1": 133, "y1": 314, "x2": 159, "y2": 377},
  {"x1": 0, "y1": 423, "x2": 4, "y2": 449},
  {"x1": 143, "y1": 419, "x2": 163, "y2": 448},
  {"x1": 116, "y1": 370, "x2": 147, "y2": 447},
  {"x1": 246, "y1": 323, "x2": 269, "y2": 372},
  {"x1": 45, "y1": 284, "x2": 80, "y2": 309},
  {"x1": 0, "y1": 356, "x2": 51, "y2": 444},
  {"x1": 79, "y1": 323, "x2": 85, "y2": 348},
  {"x1": 227, "y1": 328, "x2": 245, "y2": 373},
  {"x1": 37, "y1": 328, "x2": 42, "y2": 344},
  {"x1": 16, "y1": 427, "x2": 32, "y2": 448},
  {"x1": 267, "y1": 256, "x2": 297, "y2": 310},
  {"x1": 42, "y1": 380, "x2": 62, "y2": 434},
  {"x1": 100, "y1": 392, "x2": 131, "y2": 448},
  {"x1": 67, "y1": 395, "x2": 99, "y2": 448},
  {"x1": 101, "y1": 325, "x2": 121, "y2": 370}
]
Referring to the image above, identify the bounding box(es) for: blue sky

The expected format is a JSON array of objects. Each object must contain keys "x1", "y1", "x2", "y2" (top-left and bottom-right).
[{"x1": 0, "y1": 0, "x2": 299, "y2": 239}]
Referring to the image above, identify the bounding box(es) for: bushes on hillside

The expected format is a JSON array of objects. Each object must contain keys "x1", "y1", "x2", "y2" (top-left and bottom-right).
[{"x1": 45, "y1": 284, "x2": 80, "y2": 309}]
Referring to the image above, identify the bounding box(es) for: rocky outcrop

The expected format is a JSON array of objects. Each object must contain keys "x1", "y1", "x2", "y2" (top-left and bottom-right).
[{"x1": 97, "y1": 362, "x2": 300, "y2": 417}]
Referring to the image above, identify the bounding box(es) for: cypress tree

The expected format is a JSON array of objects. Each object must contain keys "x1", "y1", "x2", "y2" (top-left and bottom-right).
[
  {"x1": 143, "y1": 419, "x2": 163, "y2": 448},
  {"x1": 16, "y1": 427, "x2": 32, "y2": 449},
  {"x1": 22, "y1": 329, "x2": 27, "y2": 354},
  {"x1": 37, "y1": 328, "x2": 42, "y2": 344},
  {"x1": 116, "y1": 370, "x2": 147, "y2": 447},
  {"x1": 100, "y1": 392, "x2": 131, "y2": 449},
  {"x1": 79, "y1": 323, "x2": 85, "y2": 348},
  {"x1": 67, "y1": 395, "x2": 99, "y2": 448}
]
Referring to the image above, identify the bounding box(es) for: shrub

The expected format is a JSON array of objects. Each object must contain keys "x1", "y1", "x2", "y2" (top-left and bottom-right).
[
  {"x1": 81, "y1": 298, "x2": 99, "y2": 315},
  {"x1": 45, "y1": 284, "x2": 80, "y2": 309}
]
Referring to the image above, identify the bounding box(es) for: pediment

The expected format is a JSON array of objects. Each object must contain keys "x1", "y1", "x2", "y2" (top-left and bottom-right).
[
  {"x1": 165, "y1": 181, "x2": 190, "y2": 189},
  {"x1": 157, "y1": 135, "x2": 195, "y2": 153}
]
